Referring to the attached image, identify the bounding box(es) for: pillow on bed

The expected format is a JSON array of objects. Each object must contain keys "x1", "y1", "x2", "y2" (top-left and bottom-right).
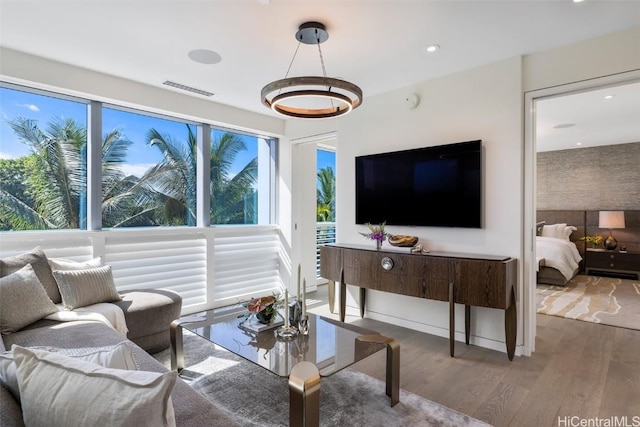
[
  {"x1": 562, "y1": 225, "x2": 578, "y2": 240},
  {"x1": 536, "y1": 222, "x2": 545, "y2": 236},
  {"x1": 540, "y1": 223, "x2": 567, "y2": 239}
]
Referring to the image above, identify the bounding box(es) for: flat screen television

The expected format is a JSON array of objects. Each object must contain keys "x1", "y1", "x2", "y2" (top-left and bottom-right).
[{"x1": 355, "y1": 140, "x2": 482, "y2": 228}]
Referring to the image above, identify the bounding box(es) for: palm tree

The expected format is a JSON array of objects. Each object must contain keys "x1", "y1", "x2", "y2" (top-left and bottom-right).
[
  {"x1": 316, "y1": 166, "x2": 335, "y2": 222},
  {"x1": 210, "y1": 132, "x2": 257, "y2": 224},
  {"x1": 0, "y1": 117, "x2": 145, "y2": 230},
  {"x1": 140, "y1": 126, "x2": 258, "y2": 225}
]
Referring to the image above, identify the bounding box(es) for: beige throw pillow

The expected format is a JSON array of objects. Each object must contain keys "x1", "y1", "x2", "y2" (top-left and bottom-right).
[
  {"x1": 0, "y1": 264, "x2": 59, "y2": 334},
  {"x1": 48, "y1": 256, "x2": 103, "y2": 271},
  {"x1": 53, "y1": 265, "x2": 121, "y2": 310},
  {"x1": 0, "y1": 248, "x2": 61, "y2": 303},
  {"x1": 0, "y1": 340, "x2": 139, "y2": 403},
  {"x1": 13, "y1": 345, "x2": 177, "y2": 427}
]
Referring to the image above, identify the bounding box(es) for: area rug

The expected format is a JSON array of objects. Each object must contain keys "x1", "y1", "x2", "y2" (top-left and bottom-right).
[
  {"x1": 153, "y1": 331, "x2": 490, "y2": 427},
  {"x1": 536, "y1": 274, "x2": 640, "y2": 330}
]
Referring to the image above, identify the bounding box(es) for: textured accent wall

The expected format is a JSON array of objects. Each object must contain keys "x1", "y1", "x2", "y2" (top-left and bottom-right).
[{"x1": 537, "y1": 142, "x2": 640, "y2": 210}]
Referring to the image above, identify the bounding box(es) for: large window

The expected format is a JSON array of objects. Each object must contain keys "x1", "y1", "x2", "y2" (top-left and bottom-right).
[
  {"x1": 102, "y1": 107, "x2": 197, "y2": 227},
  {"x1": 0, "y1": 87, "x2": 88, "y2": 230},
  {"x1": 0, "y1": 83, "x2": 275, "y2": 231}
]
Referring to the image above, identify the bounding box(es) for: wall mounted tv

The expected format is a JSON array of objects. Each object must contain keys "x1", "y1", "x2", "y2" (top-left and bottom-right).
[{"x1": 355, "y1": 140, "x2": 482, "y2": 228}]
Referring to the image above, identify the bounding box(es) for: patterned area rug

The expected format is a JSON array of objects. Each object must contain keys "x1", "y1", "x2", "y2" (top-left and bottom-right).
[
  {"x1": 154, "y1": 331, "x2": 490, "y2": 427},
  {"x1": 536, "y1": 274, "x2": 640, "y2": 330}
]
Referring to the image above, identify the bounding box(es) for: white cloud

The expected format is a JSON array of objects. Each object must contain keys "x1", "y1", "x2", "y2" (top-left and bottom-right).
[
  {"x1": 0, "y1": 152, "x2": 16, "y2": 159},
  {"x1": 18, "y1": 104, "x2": 40, "y2": 112},
  {"x1": 121, "y1": 163, "x2": 155, "y2": 178}
]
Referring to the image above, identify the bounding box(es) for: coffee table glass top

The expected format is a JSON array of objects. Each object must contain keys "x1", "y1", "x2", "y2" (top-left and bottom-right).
[{"x1": 182, "y1": 311, "x2": 386, "y2": 377}]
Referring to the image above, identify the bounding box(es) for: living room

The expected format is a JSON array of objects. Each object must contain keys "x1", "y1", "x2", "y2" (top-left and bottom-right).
[{"x1": 1, "y1": 1, "x2": 639, "y2": 426}]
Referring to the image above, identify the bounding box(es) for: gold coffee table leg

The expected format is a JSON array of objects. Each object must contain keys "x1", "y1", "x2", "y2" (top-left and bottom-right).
[
  {"x1": 289, "y1": 361, "x2": 321, "y2": 427},
  {"x1": 170, "y1": 316, "x2": 208, "y2": 373},
  {"x1": 356, "y1": 334, "x2": 400, "y2": 406}
]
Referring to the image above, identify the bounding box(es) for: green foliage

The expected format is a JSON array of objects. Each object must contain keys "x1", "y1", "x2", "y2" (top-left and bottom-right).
[
  {"x1": 316, "y1": 166, "x2": 335, "y2": 222},
  {"x1": 1, "y1": 117, "x2": 259, "y2": 230}
]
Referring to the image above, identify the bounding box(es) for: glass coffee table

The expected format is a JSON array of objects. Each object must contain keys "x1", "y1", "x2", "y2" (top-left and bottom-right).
[{"x1": 170, "y1": 311, "x2": 399, "y2": 426}]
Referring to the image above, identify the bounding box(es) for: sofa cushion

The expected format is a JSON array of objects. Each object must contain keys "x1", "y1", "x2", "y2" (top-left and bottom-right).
[
  {"x1": 0, "y1": 264, "x2": 59, "y2": 334},
  {"x1": 1, "y1": 321, "x2": 241, "y2": 427},
  {"x1": 0, "y1": 340, "x2": 139, "y2": 403},
  {"x1": 0, "y1": 248, "x2": 61, "y2": 304},
  {"x1": 13, "y1": 345, "x2": 177, "y2": 427},
  {"x1": 48, "y1": 256, "x2": 103, "y2": 271},
  {"x1": 53, "y1": 265, "x2": 121, "y2": 310}
]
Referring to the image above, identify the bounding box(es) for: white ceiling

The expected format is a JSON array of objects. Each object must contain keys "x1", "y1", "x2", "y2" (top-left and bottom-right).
[
  {"x1": 1, "y1": 0, "x2": 639, "y2": 150},
  {"x1": 536, "y1": 81, "x2": 640, "y2": 152}
]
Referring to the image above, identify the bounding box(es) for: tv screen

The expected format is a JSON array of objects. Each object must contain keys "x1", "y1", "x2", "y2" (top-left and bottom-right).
[{"x1": 355, "y1": 140, "x2": 482, "y2": 228}]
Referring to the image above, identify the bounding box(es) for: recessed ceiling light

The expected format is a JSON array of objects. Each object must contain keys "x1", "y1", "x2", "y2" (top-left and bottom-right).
[
  {"x1": 604, "y1": 95, "x2": 615, "y2": 100},
  {"x1": 188, "y1": 49, "x2": 222, "y2": 65},
  {"x1": 425, "y1": 44, "x2": 440, "y2": 53},
  {"x1": 573, "y1": 0, "x2": 585, "y2": 3},
  {"x1": 576, "y1": 142, "x2": 582, "y2": 146},
  {"x1": 553, "y1": 123, "x2": 576, "y2": 129}
]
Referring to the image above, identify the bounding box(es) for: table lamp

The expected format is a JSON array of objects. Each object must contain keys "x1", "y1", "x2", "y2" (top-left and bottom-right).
[{"x1": 599, "y1": 211, "x2": 625, "y2": 250}]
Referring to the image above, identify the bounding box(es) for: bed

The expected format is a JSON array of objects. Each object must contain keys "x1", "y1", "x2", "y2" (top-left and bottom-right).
[{"x1": 536, "y1": 211, "x2": 586, "y2": 286}]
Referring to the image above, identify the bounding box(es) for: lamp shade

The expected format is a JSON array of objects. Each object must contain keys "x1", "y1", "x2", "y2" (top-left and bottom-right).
[{"x1": 598, "y1": 211, "x2": 625, "y2": 229}]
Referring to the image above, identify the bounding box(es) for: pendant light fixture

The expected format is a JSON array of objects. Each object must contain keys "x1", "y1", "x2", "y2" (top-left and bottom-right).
[{"x1": 261, "y1": 21, "x2": 363, "y2": 119}]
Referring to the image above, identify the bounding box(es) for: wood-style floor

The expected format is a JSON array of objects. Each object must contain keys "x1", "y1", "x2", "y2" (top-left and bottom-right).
[{"x1": 307, "y1": 284, "x2": 640, "y2": 427}]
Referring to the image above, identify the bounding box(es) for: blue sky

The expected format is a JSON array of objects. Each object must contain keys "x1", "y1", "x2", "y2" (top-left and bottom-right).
[{"x1": 1, "y1": 86, "x2": 335, "y2": 176}]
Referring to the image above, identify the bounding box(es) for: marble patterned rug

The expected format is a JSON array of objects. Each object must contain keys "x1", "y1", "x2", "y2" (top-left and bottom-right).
[
  {"x1": 536, "y1": 274, "x2": 640, "y2": 330},
  {"x1": 153, "y1": 330, "x2": 490, "y2": 427}
]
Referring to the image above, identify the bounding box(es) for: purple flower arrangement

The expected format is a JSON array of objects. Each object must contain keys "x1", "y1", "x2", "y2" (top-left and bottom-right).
[{"x1": 359, "y1": 222, "x2": 390, "y2": 243}]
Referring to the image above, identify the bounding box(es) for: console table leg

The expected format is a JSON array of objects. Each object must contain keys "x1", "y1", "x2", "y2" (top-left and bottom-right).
[
  {"x1": 359, "y1": 287, "x2": 366, "y2": 318},
  {"x1": 465, "y1": 305, "x2": 471, "y2": 345},
  {"x1": 289, "y1": 361, "x2": 320, "y2": 427},
  {"x1": 505, "y1": 287, "x2": 517, "y2": 361},
  {"x1": 449, "y1": 282, "x2": 455, "y2": 357},
  {"x1": 328, "y1": 280, "x2": 335, "y2": 314}
]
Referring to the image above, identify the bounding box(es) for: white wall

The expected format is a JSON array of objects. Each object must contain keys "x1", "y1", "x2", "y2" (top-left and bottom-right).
[{"x1": 286, "y1": 56, "x2": 524, "y2": 354}]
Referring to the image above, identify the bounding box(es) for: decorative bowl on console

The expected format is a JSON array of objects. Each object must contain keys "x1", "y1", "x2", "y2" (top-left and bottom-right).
[{"x1": 388, "y1": 235, "x2": 419, "y2": 247}]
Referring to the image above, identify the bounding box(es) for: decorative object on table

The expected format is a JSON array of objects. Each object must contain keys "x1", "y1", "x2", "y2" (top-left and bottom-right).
[
  {"x1": 359, "y1": 222, "x2": 390, "y2": 250},
  {"x1": 298, "y1": 278, "x2": 309, "y2": 336},
  {"x1": 247, "y1": 295, "x2": 282, "y2": 324},
  {"x1": 580, "y1": 234, "x2": 604, "y2": 249},
  {"x1": 277, "y1": 289, "x2": 298, "y2": 340},
  {"x1": 388, "y1": 235, "x2": 419, "y2": 247},
  {"x1": 289, "y1": 264, "x2": 303, "y2": 326},
  {"x1": 238, "y1": 313, "x2": 284, "y2": 334},
  {"x1": 598, "y1": 211, "x2": 625, "y2": 250}
]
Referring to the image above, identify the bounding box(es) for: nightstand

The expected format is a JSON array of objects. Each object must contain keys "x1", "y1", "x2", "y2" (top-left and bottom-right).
[{"x1": 585, "y1": 249, "x2": 640, "y2": 280}]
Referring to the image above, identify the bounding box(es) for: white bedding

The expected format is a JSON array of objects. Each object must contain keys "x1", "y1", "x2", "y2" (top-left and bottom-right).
[{"x1": 536, "y1": 236, "x2": 582, "y2": 281}]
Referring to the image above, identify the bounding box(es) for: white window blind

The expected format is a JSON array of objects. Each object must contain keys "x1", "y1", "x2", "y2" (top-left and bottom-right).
[
  {"x1": 0, "y1": 236, "x2": 93, "y2": 260},
  {"x1": 104, "y1": 232, "x2": 207, "y2": 312},
  {"x1": 212, "y1": 226, "x2": 281, "y2": 308}
]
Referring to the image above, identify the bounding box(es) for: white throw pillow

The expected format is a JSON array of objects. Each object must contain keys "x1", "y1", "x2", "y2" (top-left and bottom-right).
[
  {"x1": 563, "y1": 225, "x2": 578, "y2": 240},
  {"x1": 0, "y1": 264, "x2": 59, "y2": 334},
  {"x1": 540, "y1": 223, "x2": 567, "y2": 239},
  {"x1": 53, "y1": 265, "x2": 121, "y2": 310},
  {"x1": 13, "y1": 345, "x2": 177, "y2": 427},
  {"x1": 49, "y1": 256, "x2": 103, "y2": 271},
  {"x1": 0, "y1": 341, "x2": 139, "y2": 403}
]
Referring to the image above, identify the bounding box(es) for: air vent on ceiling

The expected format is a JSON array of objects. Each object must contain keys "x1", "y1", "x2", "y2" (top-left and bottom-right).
[{"x1": 163, "y1": 81, "x2": 214, "y2": 97}]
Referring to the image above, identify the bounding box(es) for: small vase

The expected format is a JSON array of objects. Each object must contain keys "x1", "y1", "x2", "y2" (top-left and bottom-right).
[
  {"x1": 376, "y1": 240, "x2": 382, "y2": 250},
  {"x1": 256, "y1": 310, "x2": 276, "y2": 324}
]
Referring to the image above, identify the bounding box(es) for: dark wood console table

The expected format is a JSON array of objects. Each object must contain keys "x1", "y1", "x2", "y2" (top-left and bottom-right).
[{"x1": 320, "y1": 243, "x2": 518, "y2": 360}]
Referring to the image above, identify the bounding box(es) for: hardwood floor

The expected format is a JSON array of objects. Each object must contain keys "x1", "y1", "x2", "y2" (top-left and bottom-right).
[{"x1": 307, "y1": 284, "x2": 640, "y2": 427}]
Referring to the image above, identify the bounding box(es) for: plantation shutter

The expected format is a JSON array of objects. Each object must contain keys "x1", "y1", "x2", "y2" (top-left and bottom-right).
[
  {"x1": 211, "y1": 226, "x2": 281, "y2": 308},
  {"x1": 104, "y1": 232, "x2": 207, "y2": 312}
]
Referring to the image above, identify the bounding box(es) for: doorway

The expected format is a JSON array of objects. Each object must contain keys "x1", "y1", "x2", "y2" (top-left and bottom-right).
[{"x1": 523, "y1": 70, "x2": 640, "y2": 354}]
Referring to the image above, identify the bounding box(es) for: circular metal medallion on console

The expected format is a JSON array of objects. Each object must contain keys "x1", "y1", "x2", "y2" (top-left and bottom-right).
[{"x1": 381, "y1": 257, "x2": 394, "y2": 271}]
